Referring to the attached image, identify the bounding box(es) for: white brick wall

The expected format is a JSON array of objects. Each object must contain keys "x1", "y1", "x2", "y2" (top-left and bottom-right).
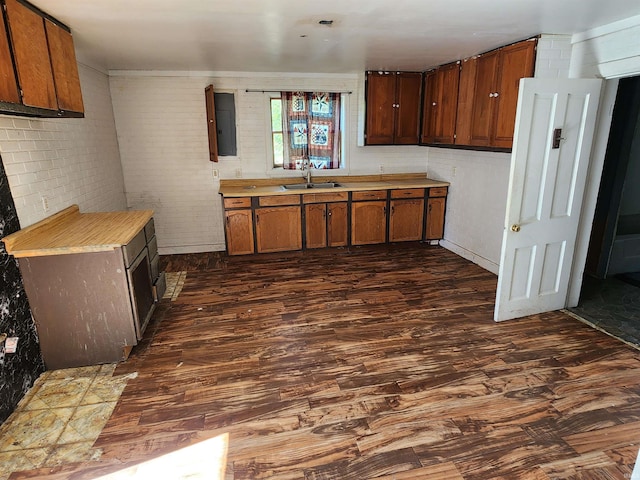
[
  {"x1": 0, "y1": 65, "x2": 126, "y2": 227},
  {"x1": 535, "y1": 34, "x2": 572, "y2": 79},
  {"x1": 110, "y1": 73, "x2": 429, "y2": 254},
  {"x1": 570, "y1": 15, "x2": 640, "y2": 79}
]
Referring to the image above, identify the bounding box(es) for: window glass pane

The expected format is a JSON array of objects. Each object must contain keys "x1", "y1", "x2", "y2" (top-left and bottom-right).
[
  {"x1": 271, "y1": 98, "x2": 282, "y2": 132},
  {"x1": 273, "y1": 132, "x2": 283, "y2": 166}
]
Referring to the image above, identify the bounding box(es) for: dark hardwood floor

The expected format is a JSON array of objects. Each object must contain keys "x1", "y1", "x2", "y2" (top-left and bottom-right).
[{"x1": 12, "y1": 244, "x2": 640, "y2": 479}]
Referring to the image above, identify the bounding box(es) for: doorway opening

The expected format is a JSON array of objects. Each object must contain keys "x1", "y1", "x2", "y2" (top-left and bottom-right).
[{"x1": 570, "y1": 75, "x2": 640, "y2": 347}]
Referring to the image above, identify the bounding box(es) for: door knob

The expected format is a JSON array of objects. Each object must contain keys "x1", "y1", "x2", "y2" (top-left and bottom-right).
[{"x1": 511, "y1": 224, "x2": 521, "y2": 232}]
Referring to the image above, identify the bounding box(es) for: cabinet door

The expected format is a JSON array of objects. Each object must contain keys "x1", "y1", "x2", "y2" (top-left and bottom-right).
[
  {"x1": 0, "y1": 8, "x2": 19, "y2": 103},
  {"x1": 351, "y1": 201, "x2": 387, "y2": 245},
  {"x1": 365, "y1": 72, "x2": 396, "y2": 145},
  {"x1": 204, "y1": 84, "x2": 219, "y2": 162},
  {"x1": 305, "y1": 203, "x2": 327, "y2": 249},
  {"x1": 389, "y1": 199, "x2": 424, "y2": 242},
  {"x1": 44, "y1": 20, "x2": 83, "y2": 113},
  {"x1": 426, "y1": 197, "x2": 446, "y2": 240},
  {"x1": 5, "y1": 0, "x2": 57, "y2": 110},
  {"x1": 420, "y1": 70, "x2": 437, "y2": 144},
  {"x1": 455, "y1": 56, "x2": 478, "y2": 146},
  {"x1": 255, "y1": 206, "x2": 302, "y2": 253},
  {"x1": 492, "y1": 40, "x2": 536, "y2": 148},
  {"x1": 469, "y1": 50, "x2": 499, "y2": 146},
  {"x1": 434, "y1": 63, "x2": 460, "y2": 144},
  {"x1": 225, "y1": 209, "x2": 254, "y2": 255},
  {"x1": 394, "y1": 72, "x2": 422, "y2": 144},
  {"x1": 327, "y1": 202, "x2": 348, "y2": 247}
]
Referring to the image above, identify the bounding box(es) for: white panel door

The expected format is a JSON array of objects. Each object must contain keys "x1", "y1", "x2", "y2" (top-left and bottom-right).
[{"x1": 494, "y1": 78, "x2": 602, "y2": 322}]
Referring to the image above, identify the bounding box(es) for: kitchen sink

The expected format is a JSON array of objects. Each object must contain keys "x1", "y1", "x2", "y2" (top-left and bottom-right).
[{"x1": 283, "y1": 182, "x2": 341, "y2": 190}]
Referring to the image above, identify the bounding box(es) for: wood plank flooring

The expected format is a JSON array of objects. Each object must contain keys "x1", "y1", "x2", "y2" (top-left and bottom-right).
[{"x1": 11, "y1": 244, "x2": 640, "y2": 479}]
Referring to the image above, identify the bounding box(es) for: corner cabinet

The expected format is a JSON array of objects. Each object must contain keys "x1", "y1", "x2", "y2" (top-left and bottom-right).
[
  {"x1": 220, "y1": 183, "x2": 448, "y2": 255},
  {"x1": 365, "y1": 72, "x2": 422, "y2": 145},
  {"x1": 1, "y1": 0, "x2": 84, "y2": 116}
]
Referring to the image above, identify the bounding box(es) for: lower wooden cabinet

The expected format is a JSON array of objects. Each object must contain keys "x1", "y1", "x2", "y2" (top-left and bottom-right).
[
  {"x1": 225, "y1": 209, "x2": 254, "y2": 255},
  {"x1": 305, "y1": 202, "x2": 348, "y2": 248},
  {"x1": 222, "y1": 185, "x2": 447, "y2": 255},
  {"x1": 327, "y1": 203, "x2": 348, "y2": 247},
  {"x1": 255, "y1": 206, "x2": 302, "y2": 253},
  {"x1": 351, "y1": 200, "x2": 387, "y2": 245},
  {"x1": 426, "y1": 188, "x2": 448, "y2": 240},
  {"x1": 390, "y1": 198, "x2": 425, "y2": 242}
]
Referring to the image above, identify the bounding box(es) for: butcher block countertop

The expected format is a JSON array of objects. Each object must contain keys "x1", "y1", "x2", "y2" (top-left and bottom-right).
[
  {"x1": 2, "y1": 205, "x2": 153, "y2": 258},
  {"x1": 219, "y1": 173, "x2": 449, "y2": 197}
]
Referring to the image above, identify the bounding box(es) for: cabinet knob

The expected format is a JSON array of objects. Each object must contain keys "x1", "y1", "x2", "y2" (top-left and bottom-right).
[
  {"x1": 494, "y1": 92, "x2": 499, "y2": 97},
  {"x1": 489, "y1": 93, "x2": 494, "y2": 98},
  {"x1": 432, "y1": 102, "x2": 437, "y2": 106}
]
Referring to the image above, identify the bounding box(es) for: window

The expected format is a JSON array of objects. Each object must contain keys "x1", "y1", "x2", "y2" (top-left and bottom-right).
[{"x1": 270, "y1": 92, "x2": 346, "y2": 169}]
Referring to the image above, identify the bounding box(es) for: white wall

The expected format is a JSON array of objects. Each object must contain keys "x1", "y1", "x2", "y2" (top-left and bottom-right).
[
  {"x1": 0, "y1": 65, "x2": 126, "y2": 227},
  {"x1": 426, "y1": 35, "x2": 573, "y2": 274},
  {"x1": 109, "y1": 73, "x2": 429, "y2": 254}
]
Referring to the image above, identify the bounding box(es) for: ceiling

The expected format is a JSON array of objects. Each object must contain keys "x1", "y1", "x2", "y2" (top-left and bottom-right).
[{"x1": 29, "y1": 0, "x2": 640, "y2": 73}]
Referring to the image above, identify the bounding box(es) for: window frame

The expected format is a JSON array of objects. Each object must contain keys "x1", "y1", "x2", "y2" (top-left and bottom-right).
[{"x1": 266, "y1": 92, "x2": 348, "y2": 175}]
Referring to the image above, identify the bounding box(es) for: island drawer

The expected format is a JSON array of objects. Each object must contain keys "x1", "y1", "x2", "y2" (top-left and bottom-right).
[{"x1": 122, "y1": 229, "x2": 146, "y2": 267}]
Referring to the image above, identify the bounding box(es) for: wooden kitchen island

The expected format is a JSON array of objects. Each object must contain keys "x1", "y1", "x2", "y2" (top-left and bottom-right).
[{"x1": 2, "y1": 205, "x2": 164, "y2": 369}]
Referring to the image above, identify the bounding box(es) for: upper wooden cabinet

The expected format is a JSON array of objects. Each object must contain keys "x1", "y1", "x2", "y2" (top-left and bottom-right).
[
  {"x1": 0, "y1": 7, "x2": 19, "y2": 103},
  {"x1": 1, "y1": 0, "x2": 84, "y2": 116},
  {"x1": 5, "y1": 0, "x2": 57, "y2": 110},
  {"x1": 365, "y1": 72, "x2": 422, "y2": 145},
  {"x1": 458, "y1": 39, "x2": 536, "y2": 148},
  {"x1": 421, "y1": 62, "x2": 460, "y2": 145},
  {"x1": 45, "y1": 19, "x2": 84, "y2": 113}
]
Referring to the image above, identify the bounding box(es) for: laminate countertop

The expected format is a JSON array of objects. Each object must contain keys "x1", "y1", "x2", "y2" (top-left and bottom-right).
[
  {"x1": 2, "y1": 205, "x2": 153, "y2": 258},
  {"x1": 219, "y1": 174, "x2": 449, "y2": 198}
]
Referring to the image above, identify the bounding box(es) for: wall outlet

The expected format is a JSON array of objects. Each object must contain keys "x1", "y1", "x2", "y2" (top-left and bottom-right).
[
  {"x1": 379, "y1": 165, "x2": 384, "y2": 173},
  {"x1": 212, "y1": 168, "x2": 219, "y2": 179},
  {"x1": 235, "y1": 168, "x2": 242, "y2": 178},
  {"x1": 41, "y1": 196, "x2": 49, "y2": 212}
]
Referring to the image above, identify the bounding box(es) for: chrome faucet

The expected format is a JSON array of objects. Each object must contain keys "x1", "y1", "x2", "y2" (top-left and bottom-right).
[{"x1": 303, "y1": 161, "x2": 312, "y2": 186}]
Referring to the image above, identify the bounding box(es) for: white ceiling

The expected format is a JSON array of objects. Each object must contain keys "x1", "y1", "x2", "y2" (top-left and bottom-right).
[{"x1": 28, "y1": 0, "x2": 640, "y2": 73}]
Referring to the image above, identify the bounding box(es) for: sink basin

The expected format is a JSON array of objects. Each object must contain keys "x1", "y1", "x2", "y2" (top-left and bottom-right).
[{"x1": 283, "y1": 182, "x2": 341, "y2": 190}]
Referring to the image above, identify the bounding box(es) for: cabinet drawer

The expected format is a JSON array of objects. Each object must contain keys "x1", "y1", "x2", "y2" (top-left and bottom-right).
[
  {"x1": 147, "y1": 234, "x2": 158, "y2": 259},
  {"x1": 150, "y1": 252, "x2": 159, "y2": 280},
  {"x1": 259, "y1": 195, "x2": 300, "y2": 206},
  {"x1": 391, "y1": 188, "x2": 424, "y2": 199},
  {"x1": 224, "y1": 197, "x2": 252, "y2": 209},
  {"x1": 144, "y1": 218, "x2": 155, "y2": 243},
  {"x1": 122, "y1": 229, "x2": 146, "y2": 267},
  {"x1": 429, "y1": 187, "x2": 448, "y2": 197},
  {"x1": 303, "y1": 192, "x2": 348, "y2": 204},
  {"x1": 352, "y1": 190, "x2": 387, "y2": 201}
]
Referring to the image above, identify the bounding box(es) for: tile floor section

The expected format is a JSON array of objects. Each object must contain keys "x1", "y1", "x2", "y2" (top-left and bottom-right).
[
  {"x1": 163, "y1": 271, "x2": 187, "y2": 301},
  {"x1": 0, "y1": 272, "x2": 185, "y2": 479},
  {"x1": 0, "y1": 365, "x2": 136, "y2": 480},
  {"x1": 569, "y1": 275, "x2": 640, "y2": 349}
]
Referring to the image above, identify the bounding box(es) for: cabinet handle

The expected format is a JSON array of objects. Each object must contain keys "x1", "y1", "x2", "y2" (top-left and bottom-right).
[
  {"x1": 328, "y1": 211, "x2": 332, "y2": 216},
  {"x1": 391, "y1": 206, "x2": 395, "y2": 215},
  {"x1": 489, "y1": 93, "x2": 494, "y2": 98},
  {"x1": 256, "y1": 214, "x2": 260, "y2": 224},
  {"x1": 494, "y1": 92, "x2": 499, "y2": 97}
]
